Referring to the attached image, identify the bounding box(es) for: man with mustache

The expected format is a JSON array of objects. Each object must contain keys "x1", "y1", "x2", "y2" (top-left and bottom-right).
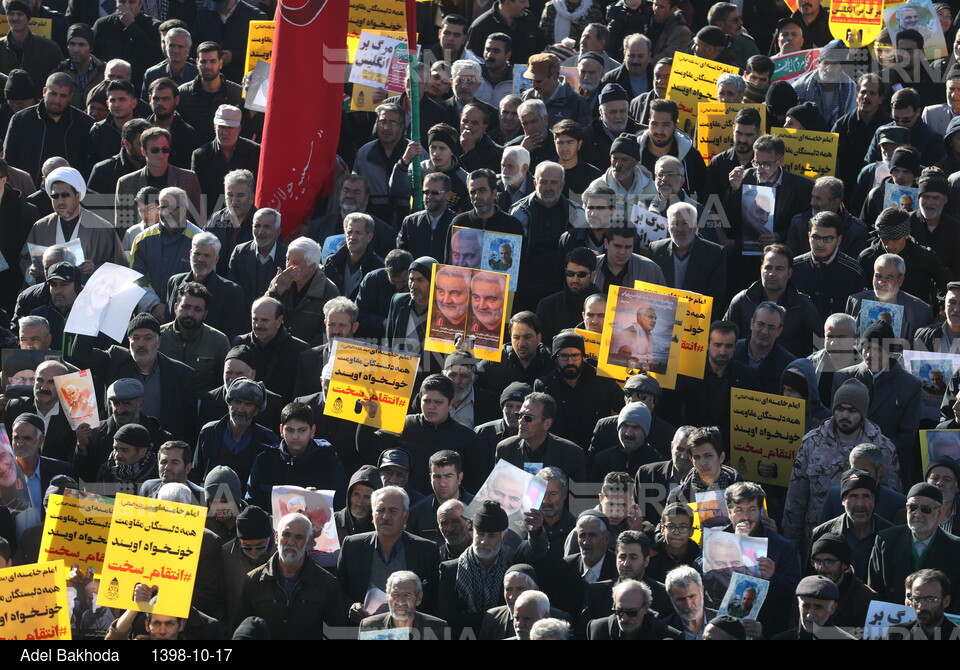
[
  {"x1": 469, "y1": 272, "x2": 507, "y2": 349},
  {"x1": 359, "y1": 570, "x2": 448, "y2": 639},
  {"x1": 235, "y1": 512, "x2": 345, "y2": 639},
  {"x1": 139, "y1": 440, "x2": 204, "y2": 504},
  {"x1": 432, "y1": 265, "x2": 472, "y2": 335},
  {"x1": 158, "y1": 281, "x2": 230, "y2": 394}
]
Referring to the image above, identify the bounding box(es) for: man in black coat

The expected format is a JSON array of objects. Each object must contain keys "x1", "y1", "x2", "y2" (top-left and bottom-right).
[
  {"x1": 197, "y1": 344, "x2": 284, "y2": 434},
  {"x1": 585, "y1": 579, "x2": 683, "y2": 639},
  {"x1": 496, "y1": 391, "x2": 587, "y2": 483},
  {"x1": 396, "y1": 173, "x2": 456, "y2": 261},
  {"x1": 0, "y1": 161, "x2": 38, "y2": 315},
  {"x1": 3, "y1": 359, "x2": 74, "y2": 464},
  {"x1": 535, "y1": 247, "x2": 601, "y2": 343},
  {"x1": 228, "y1": 208, "x2": 286, "y2": 310},
  {"x1": 191, "y1": 105, "x2": 260, "y2": 212},
  {"x1": 231, "y1": 297, "x2": 309, "y2": 403},
  {"x1": 91, "y1": 0, "x2": 162, "y2": 90}
]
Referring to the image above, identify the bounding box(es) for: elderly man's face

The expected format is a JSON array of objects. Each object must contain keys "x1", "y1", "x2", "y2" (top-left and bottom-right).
[
  {"x1": 577, "y1": 519, "x2": 609, "y2": 564},
  {"x1": 612, "y1": 152, "x2": 638, "y2": 182},
  {"x1": 374, "y1": 491, "x2": 408, "y2": 541},
  {"x1": 520, "y1": 111, "x2": 546, "y2": 138},
  {"x1": 11, "y1": 422, "x2": 41, "y2": 461},
  {"x1": 485, "y1": 472, "x2": 526, "y2": 515},
  {"x1": 637, "y1": 306, "x2": 657, "y2": 332},
  {"x1": 277, "y1": 516, "x2": 309, "y2": 566},
  {"x1": 474, "y1": 529, "x2": 505, "y2": 560},
  {"x1": 584, "y1": 196, "x2": 614, "y2": 229},
  {"x1": 451, "y1": 232, "x2": 481, "y2": 267},
  {"x1": 514, "y1": 598, "x2": 544, "y2": 639},
  {"x1": 655, "y1": 162, "x2": 683, "y2": 197},
  {"x1": 471, "y1": 278, "x2": 504, "y2": 329},
  {"x1": 504, "y1": 572, "x2": 532, "y2": 608},
  {"x1": 253, "y1": 213, "x2": 280, "y2": 249},
  {"x1": 251, "y1": 301, "x2": 283, "y2": 343},
  {"x1": 842, "y1": 488, "x2": 875, "y2": 525},
  {"x1": 129, "y1": 328, "x2": 159, "y2": 367},
  {"x1": 615, "y1": 588, "x2": 648, "y2": 635},
  {"x1": 500, "y1": 99, "x2": 520, "y2": 133},
  {"x1": 600, "y1": 100, "x2": 629, "y2": 135},
  {"x1": 668, "y1": 210, "x2": 697, "y2": 247},
  {"x1": 438, "y1": 504, "x2": 470, "y2": 546},
  {"x1": 625, "y1": 39, "x2": 650, "y2": 76},
  {"x1": 435, "y1": 271, "x2": 470, "y2": 323},
  {"x1": 873, "y1": 262, "x2": 903, "y2": 300},
  {"x1": 388, "y1": 578, "x2": 421, "y2": 622},
  {"x1": 453, "y1": 72, "x2": 481, "y2": 102},
  {"x1": 717, "y1": 81, "x2": 741, "y2": 103},
  {"x1": 376, "y1": 111, "x2": 403, "y2": 144},
  {"x1": 578, "y1": 57, "x2": 604, "y2": 93},
  {"x1": 190, "y1": 243, "x2": 217, "y2": 278},
  {"x1": 113, "y1": 440, "x2": 147, "y2": 466}
]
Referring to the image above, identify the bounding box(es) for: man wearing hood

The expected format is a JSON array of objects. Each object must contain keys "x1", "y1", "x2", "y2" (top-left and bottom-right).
[
  {"x1": 638, "y1": 98, "x2": 705, "y2": 198},
  {"x1": 245, "y1": 402, "x2": 348, "y2": 511},
  {"x1": 221, "y1": 504, "x2": 274, "y2": 616},
  {"x1": 780, "y1": 359, "x2": 830, "y2": 433},
  {"x1": 334, "y1": 464, "x2": 381, "y2": 544},
  {"x1": 590, "y1": 402, "x2": 662, "y2": 481}
]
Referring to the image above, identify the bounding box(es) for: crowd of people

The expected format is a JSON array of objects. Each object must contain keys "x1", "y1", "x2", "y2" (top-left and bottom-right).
[{"x1": 2, "y1": 0, "x2": 960, "y2": 642}]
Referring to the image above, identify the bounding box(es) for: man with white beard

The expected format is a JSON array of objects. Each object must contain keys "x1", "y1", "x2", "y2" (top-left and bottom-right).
[
  {"x1": 235, "y1": 512, "x2": 345, "y2": 638},
  {"x1": 439, "y1": 351, "x2": 500, "y2": 430},
  {"x1": 359, "y1": 571, "x2": 449, "y2": 639},
  {"x1": 497, "y1": 146, "x2": 533, "y2": 210},
  {"x1": 582, "y1": 83, "x2": 641, "y2": 168}
]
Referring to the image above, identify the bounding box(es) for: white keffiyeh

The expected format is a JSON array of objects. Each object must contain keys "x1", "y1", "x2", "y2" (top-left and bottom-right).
[{"x1": 552, "y1": 0, "x2": 594, "y2": 43}]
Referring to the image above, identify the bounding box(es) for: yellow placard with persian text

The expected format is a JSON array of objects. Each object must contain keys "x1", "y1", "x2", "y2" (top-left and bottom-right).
[
  {"x1": 324, "y1": 338, "x2": 419, "y2": 435},
  {"x1": 696, "y1": 103, "x2": 766, "y2": 164},
  {"x1": 0, "y1": 17, "x2": 51, "y2": 39},
  {"x1": 575, "y1": 327, "x2": 601, "y2": 361},
  {"x1": 729, "y1": 388, "x2": 806, "y2": 487},
  {"x1": 635, "y1": 282, "x2": 712, "y2": 379},
  {"x1": 244, "y1": 21, "x2": 275, "y2": 75},
  {"x1": 349, "y1": 0, "x2": 407, "y2": 37},
  {"x1": 100, "y1": 494, "x2": 206, "y2": 618},
  {"x1": 829, "y1": 0, "x2": 884, "y2": 46},
  {"x1": 665, "y1": 53, "x2": 739, "y2": 138},
  {"x1": 38, "y1": 494, "x2": 114, "y2": 577},
  {"x1": 771, "y1": 127, "x2": 839, "y2": 180},
  {"x1": 0, "y1": 561, "x2": 71, "y2": 640}
]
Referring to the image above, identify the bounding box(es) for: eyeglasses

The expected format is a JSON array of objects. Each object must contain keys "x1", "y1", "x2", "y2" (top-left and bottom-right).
[
  {"x1": 751, "y1": 159, "x2": 780, "y2": 169},
  {"x1": 50, "y1": 191, "x2": 73, "y2": 199},
  {"x1": 809, "y1": 234, "x2": 837, "y2": 244},
  {"x1": 909, "y1": 595, "x2": 944, "y2": 605},
  {"x1": 240, "y1": 541, "x2": 269, "y2": 554},
  {"x1": 565, "y1": 270, "x2": 590, "y2": 278},
  {"x1": 625, "y1": 390, "x2": 651, "y2": 400},
  {"x1": 148, "y1": 146, "x2": 171, "y2": 154},
  {"x1": 809, "y1": 557, "x2": 839, "y2": 569},
  {"x1": 555, "y1": 353, "x2": 582, "y2": 362},
  {"x1": 614, "y1": 607, "x2": 645, "y2": 617},
  {"x1": 907, "y1": 503, "x2": 941, "y2": 514},
  {"x1": 514, "y1": 412, "x2": 539, "y2": 423},
  {"x1": 660, "y1": 523, "x2": 692, "y2": 533},
  {"x1": 655, "y1": 172, "x2": 680, "y2": 180},
  {"x1": 421, "y1": 189, "x2": 446, "y2": 196}
]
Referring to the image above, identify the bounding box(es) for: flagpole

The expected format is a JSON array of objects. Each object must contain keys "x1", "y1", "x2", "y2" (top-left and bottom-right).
[{"x1": 406, "y1": 0, "x2": 423, "y2": 212}]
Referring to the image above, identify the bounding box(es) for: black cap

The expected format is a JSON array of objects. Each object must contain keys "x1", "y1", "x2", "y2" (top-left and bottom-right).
[{"x1": 474, "y1": 500, "x2": 509, "y2": 532}]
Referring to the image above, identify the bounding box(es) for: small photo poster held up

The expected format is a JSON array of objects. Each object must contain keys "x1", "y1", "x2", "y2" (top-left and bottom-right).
[
  {"x1": 741, "y1": 185, "x2": 775, "y2": 256},
  {"x1": 324, "y1": 338, "x2": 419, "y2": 435},
  {"x1": 53, "y1": 369, "x2": 99, "y2": 431},
  {"x1": 920, "y1": 429, "x2": 960, "y2": 478},
  {"x1": 902, "y1": 351, "x2": 960, "y2": 421},
  {"x1": 467, "y1": 460, "x2": 548, "y2": 539},
  {"x1": 884, "y1": 0, "x2": 948, "y2": 61},
  {"x1": 634, "y1": 207, "x2": 669, "y2": 251},
  {"x1": 1, "y1": 349, "x2": 61, "y2": 392},
  {"x1": 349, "y1": 31, "x2": 416, "y2": 94},
  {"x1": 696, "y1": 103, "x2": 767, "y2": 163},
  {"x1": 695, "y1": 489, "x2": 730, "y2": 531},
  {"x1": 863, "y1": 600, "x2": 917, "y2": 640},
  {"x1": 636, "y1": 281, "x2": 713, "y2": 379},
  {"x1": 64, "y1": 263, "x2": 145, "y2": 343},
  {"x1": 665, "y1": 52, "x2": 740, "y2": 137},
  {"x1": 245, "y1": 60, "x2": 270, "y2": 113},
  {"x1": 100, "y1": 493, "x2": 206, "y2": 618},
  {"x1": 27, "y1": 239, "x2": 84, "y2": 276},
  {"x1": 702, "y1": 528, "x2": 768, "y2": 604},
  {"x1": 271, "y1": 486, "x2": 339, "y2": 567},
  {"x1": 883, "y1": 182, "x2": 919, "y2": 211},
  {"x1": 360, "y1": 628, "x2": 412, "y2": 640},
  {"x1": 38, "y1": 493, "x2": 114, "y2": 577},
  {"x1": 771, "y1": 127, "x2": 840, "y2": 180},
  {"x1": 322, "y1": 234, "x2": 346, "y2": 263},
  {"x1": 718, "y1": 573, "x2": 769, "y2": 621},
  {"x1": 425, "y1": 264, "x2": 510, "y2": 361},
  {"x1": 0, "y1": 561, "x2": 71, "y2": 640},
  {"x1": 729, "y1": 388, "x2": 806, "y2": 487},
  {"x1": 858, "y1": 299, "x2": 904, "y2": 337},
  {"x1": 447, "y1": 226, "x2": 522, "y2": 292}
]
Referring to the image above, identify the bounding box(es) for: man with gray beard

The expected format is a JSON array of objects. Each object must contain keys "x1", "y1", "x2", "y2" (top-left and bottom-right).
[
  {"x1": 235, "y1": 512, "x2": 345, "y2": 639},
  {"x1": 306, "y1": 174, "x2": 397, "y2": 258},
  {"x1": 437, "y1": 351, "x2": 499, "y2": 430},
  {"x1": 359, "y1": 570, "x2": 449, "y2": 639}
]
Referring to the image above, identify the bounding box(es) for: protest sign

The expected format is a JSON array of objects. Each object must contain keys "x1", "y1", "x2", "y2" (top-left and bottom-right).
[
  {"x1": 729, "y1": 388, "x2": 805, "y2": 487},
  {"x1": 920, "y1": 429, "x2": 960, "y2": 478},
  {"x1": 864, "y1": 600, "x2": 916, "y2": 639},
  {"x1": 829, "y1": 0, "x2": 885, "y2": 45},
  {"x1": 719, "y1": 573, "x2": 769, "y2": 621},
  {"x1": 696, "y1": 103, "x2": 766, "y2": 163},
  {"x1": 771, "y1": 127, "x2": 839, "y2": 180},
  {"x1": 902, "y1": 352, "x2": 960, "y2": 422},
  {"x1": 325, "y1": 338, "x2": 419, "y2": 435},
  {"x1": 100, "y1": 493, "x2": 206, "y2": 618},
  {"x1": 425, "y1": 264, "x2": 509, "y2": 361},
  {"x1": 38, "y1": 494, "x2": 114, "y2": 577},
  {"x1": 53, "y1": 369, "x2": 99, "y2": 431},
  {"x1": 858, "y1": 299, "x2": 903, "y2": 337},
  {"x1": 27, "y1": 240, "x2": 84, "y2": 278},
  {"x1": 450, "y1": 226, "x2": 523, "y2": 292},
  {"x1": 665, "y1": 53, "x2": 739, "y2": 136},
  {"x1": 271, "y1": 486, "x2": 339, "y2": 567},
  {"x1": 599, "y1": 285, "x2": 685, "y2": 389},
  {"x1": 771, "y1": 48, "x2": 824, "y2": 82},
  {"x1": 702, "y1": 528, "x2": 767, "y2": 604},
  {"x1": 883, "y1": 183, "x2": 918, "y2": 211},
  {"x1": 349, "y1": 0, "x2": 407, "y2": 35},
  {"x1": 1, "y1": 349, "x2": 61, "y2": 393},
  {"x1": 0, "y1": 561, "x2": 70, "y2": 640},
  {"x1": 884, "y1": 0, "x2": 948, "y2": 60},
  {"x1": 360, "y1": 628, "x2": 412, "y2": 640},
  {"x1": 695, "y1": 489, "x2": 730, "y2": 531},
  {"x1": 64, "y1": 263, "x2": 145, "y2": 343},
  {"x1": 0, "y1": 16, "x2": 51, "y2": 39},
  {"x1": 468, "y1": 460, "x2": 548, "y2": 539},
  {"x1": 636, "y1": 282, "x2": 712, "y2": 379},
  {"x1": 575, "y1": 327, "x2": 602, "y2": 361},
  {"x1": 741, "y1": 185, "x2": 775, "y2": 256},
  {"x1": 245, "y1": 60, "x2": 270, "y2": 113},
  {"x1": 244, "y1": 20, "x2": 275, "y2": 75},
  {"x1": 350, "y1": 32, "x2": 415, "y2": 91},
  {"x1": 634, "y1": 207, "x2": 669, "y2": 250}
]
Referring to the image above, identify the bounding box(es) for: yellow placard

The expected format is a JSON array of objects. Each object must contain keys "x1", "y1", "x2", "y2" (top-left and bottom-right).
[
  {"x1": 598, "y1": 285, "x2": 686, "y2": 390},
  {"x1": 635, "y1": 282, "x2": 712, "y2": 379},
  {"x1": 829, "y1": 0, "x2": 884, "y2": 46},
  {"x1": 771, "y1": 127, "x2": 840, "y2": 180},
  {"x1": 38, "y1": 494, "x2": 114, "y2": 577},
  {"x1": 348, "y1": 31, "x2": 408, "y2": 111},
  {"x1": 325, "y1": 338, "x2": 419, "y2": 435},
  {"x1": 0, "y1": 561, "x2": 71, "y2": 640},
  {"x1": 575, "y1": 327, "x2": 601, "y2": 361},
  {"x1": 696, "y1": 103, "x2": 766, "y2": 164},
  {"x1": 244, "y1": 20, "x2": 275, "y2": 75},
  {"x1": 425, "y1": 264, "x2": 509, "y2": 362},
  {"x1": 349, "y1": 0, "x2": 407, "y2": 36},
  {"x1": 729, "y1": 388, "x2": 806, "y2": 487},
  {"x1": 665, "y1": 52, "x2": 739, "y2": 138},
  {"x1": 100, "y1": 493, "x2": 206, "y2": 618},
  {"x1": 0, "y1": 16, "x2": 52, "y2": 39}
]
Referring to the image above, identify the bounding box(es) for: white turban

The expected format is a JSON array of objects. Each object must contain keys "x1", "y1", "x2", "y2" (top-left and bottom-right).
[{"x1": 44, "y1": 167, "x2": 86, "y2": 201}]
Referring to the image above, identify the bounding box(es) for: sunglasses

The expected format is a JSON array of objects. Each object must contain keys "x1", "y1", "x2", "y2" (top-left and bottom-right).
[
  {"x1": 50, "y1": 191, "x2": 73, "y2": 200},
  {"x1": 421, "y1": 189, "x2": 446, "y2": 196},
  {"x1": 907, "y1": 503, "x2": 940, "y2": 514},
  {"x1": 514, "y1": 412, "x2": 539, "y2": 423},
  {"x1": 148, "y1": 146, "x2": 171, "y2": 154},
  {"x1": 565, "y1": 270, "x2": 590, "y2": 278}
]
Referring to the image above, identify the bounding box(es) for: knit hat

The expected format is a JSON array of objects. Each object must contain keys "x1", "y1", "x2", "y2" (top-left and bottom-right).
[
  {"x1": 877, "y1": 125, "x2": 910, "y2": 146},
  {"x1": 45, "y1": 166, "x2": 86, "y2": 201},
  {"x1": 832, "y1": 378, "x2": 869, "y2": 417},
  {"x1": 785, "y1": 101, "x2": 827, "y2": 132},
  {"x1": 236, "y1": 505, "x2": 272, "y2": 539},
  {"x1": 427, "y1": 123, "x2": 461, "y2": 154},
  {"x1": 3, "y1": 68, "x2": 33, "y2": 100},
  {"x1": 114, "y1": 423, "x2": 152, "y2": 452},
  {"x1": 444, "y1": 350, "x2": 479, "y2": 370},
  {"x1": 840, "y1": 468, "x2": 878, "y2": 499},
  {"x1": 780, "y1": 366, "x2": 808, "y2": 398},
  {"x1": 889, "y1": 146, "x2": 920, "y2": 176},
  {"x1": 810, "y1": 533, "x2": 851, "y2": 565},
  {"x1": 625, "y1": 373, "x2": 660, "y2": 397},
  {"x1": 862, "y1": 319, "x2": 894, "y2": 343},
  {"x1": 500, "y1": 381, "x2": 533, "y2": 407},
  {"x1": 578, "y1": 50, "x2": 604, "y2": 67},
  {"x1": 918, "y1": 167, "x2": 950, "y2": 197},
  {"x1": 707, "y1": 615, "x2": 746, "y2": 640},
  {"x1": 12, "y1": 412, "x2": 44, "y2": 435},
  {"x1": 598, "y1": 82, "x2": 629, "y2": 106},
  {"x1": 127, "y1": 312, "x2": 161, "y2": 337},
  {"x1": 409, "y1": 256, "x2": 438, "y2": 279},
  {"x1": 610, "y1": 132, "x2": 641, "y2": 160},
  {"x1": 908, "y1": 482, "x2": 943, "y2": 504},
  {"x1": 506, "y1": 563, "x2": 538, "y2": 585},
  {"x1": 696, "y1": 26, "x2": 728, "y2": 49},
  {"x1": 66, "y1": 23, "x2": 95, "y2": 47},
  {"x1": 874, "y1": 206, "x2": 911, "y2": 239},
  {"x1": 204, "y1": 465, "x2": 242, "y2": 505},
  {"x1": 617, "y1": 402, "x2": 652, "y2": 434},
  {"x1": 474, "y1": 500, "x2": 509, "y2": 532},
  {"x1": 818, "y1": 38, "x2": 848, "y2": 62},
  {"x1": 225, "y1": 344, "x2": 257, "y2": 370},
  {"x1": 107, "y1": 378, "x2": 144, "y2": 401},
  {"x1": 796, "y1": 574, "x2": 839, "y2": 601},
  {"x1": 232, "y1": 616, "x2": 271, "y2": 640},
  {"x1": 226, "y1": 378, "x2": 267, "y2": 411},
  {"x1": 3, "y1": 0, "x2": 32, "y2": 17},
  {"x1": 552, "y1": 331, "x2": 585, "y2": 356},
  {"x1": 765, "y1": 80, "x2": 798, "y2": 117},
  {"x1": 925, "y1": 456, "x2": 960, "y2": 483}
]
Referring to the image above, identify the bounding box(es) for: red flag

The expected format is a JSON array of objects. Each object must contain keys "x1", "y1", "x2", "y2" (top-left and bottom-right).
[{"x1": 256, "y1": 0, "x2": 348, "y2": 237}]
